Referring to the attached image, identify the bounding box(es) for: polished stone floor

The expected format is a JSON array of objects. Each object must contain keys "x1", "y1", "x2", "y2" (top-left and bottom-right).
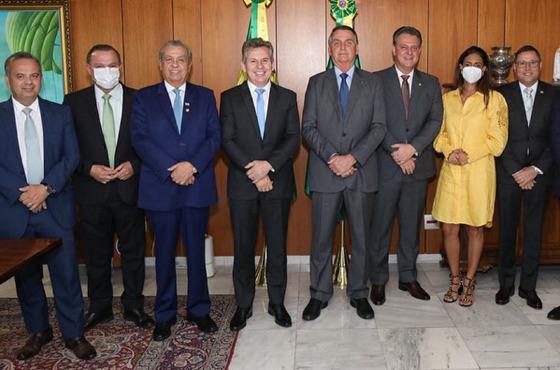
[{"x1": 3, "y1": 260, "x2": 560, "y2": 369}]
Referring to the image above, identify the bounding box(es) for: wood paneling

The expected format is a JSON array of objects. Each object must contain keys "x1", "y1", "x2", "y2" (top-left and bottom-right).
[
  {"x1": 70, "y1": 0, "x2": 123, "y2": 90},
  {"x1": 478, "y1": 0, "x2": 506, "y2": 53},
  {"x1": 122, "y1": 0, "x2": 173, "y2": 88},
  {"x1": 173, "y1": 0, "x2": 203, "y2": 85}
]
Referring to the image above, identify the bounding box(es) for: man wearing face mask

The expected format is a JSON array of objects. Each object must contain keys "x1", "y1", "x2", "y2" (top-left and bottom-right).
[
  {"x1": 495, "y1": 45, "x2": 555, "y2": 310},
  {"x1": 64, "y1": 44, "x2": 152, "y2": 330}
]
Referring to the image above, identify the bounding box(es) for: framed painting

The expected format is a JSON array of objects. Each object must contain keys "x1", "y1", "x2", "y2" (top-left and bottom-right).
[{"x1": 0, "y1": 0, "x2": 71, "y2": 103}]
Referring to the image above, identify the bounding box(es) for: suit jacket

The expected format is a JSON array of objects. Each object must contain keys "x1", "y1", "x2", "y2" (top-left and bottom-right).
[
  {"x1": 131, "y1": 81, "x2": 221, "y2": 211},
  {"x1": 302, "y1": 68, "x2": 386, "y2": 193},
  {"x1": 0, "y1": 98, "x2": 79, "y2": 238},
  {"x1": 64, "y1": 84, "x2": 141, "y2": 205},
  {"x1": 549, "y1": 87, "x2": 560, "y2": 196},
  {"x1": 373, "y1": 67, "x2": 443, "y2": 180},
  {"x1": 496, "y1": 81, "x2": 555, "y2": 185},
  {"x1": 220, "y1": 82, "x2": 300, "y2": 200}
]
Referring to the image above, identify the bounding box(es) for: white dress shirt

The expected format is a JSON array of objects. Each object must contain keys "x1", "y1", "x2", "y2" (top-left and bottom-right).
[
  {"x1": 247, "y1": 80, "x2": 271, "y2": 121},
  {"x1": 95, "y1": 83, "x2": 123, "y2": 140},
  {"x1": 13, "y1": 98, "x2": 44, "y2": 179}
]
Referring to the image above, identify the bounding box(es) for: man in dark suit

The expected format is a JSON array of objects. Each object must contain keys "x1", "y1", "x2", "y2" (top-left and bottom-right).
[
  {"x1": 547, "y1": 88, "x2": 560, "y2": 320},
  {"x1": 220, "y1": 38, "x2": 300, "y2": 331},
  {"x1": 369, "y1": 26, "x2": 443, "y2": 305},
  {"x1": 495, "y1": 45, "x2": 555, "y2": 310},
  {"x1": 131, "y1": 40, "x2": 221, "y2": 340},
  {"x1": 0, "y1": 52, "x2": 95, "y2": 360},
  {"x1": 64, "y1": 44, "x2": 152, "y2": 330},
  {"x1": 302, "y1": 25, "x2": 386, "y2": 320}
]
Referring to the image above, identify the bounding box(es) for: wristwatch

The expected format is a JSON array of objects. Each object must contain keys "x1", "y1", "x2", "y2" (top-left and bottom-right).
[{"x1": 41, "y1": 182, "x2": 56, "y2": 195}]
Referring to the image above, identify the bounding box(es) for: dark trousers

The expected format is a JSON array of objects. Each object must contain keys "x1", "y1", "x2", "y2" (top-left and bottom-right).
[
  {"x1": 147, "y1": 207, "x2": 210, "y2": 323},
  {"x1": 13, "y1": 210, "x2": 84, "y2": 339},
  {"x1": 370, "y1": 176, "x2": 427, "y2": 285},
  {"x1": 230, "y1": 197, "x2": 291, "y2": 308},
  {"x1": 498, "y1": 178, "x2": 549, "y2": 291},
  {"x1": 79, "y1": 186, "x2": 146, "y2": 313}
]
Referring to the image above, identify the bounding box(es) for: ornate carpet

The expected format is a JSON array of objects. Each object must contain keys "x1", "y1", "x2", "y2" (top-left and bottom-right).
[{"x1": 0, "y1": 295, "x2": 238, "y2": 369}]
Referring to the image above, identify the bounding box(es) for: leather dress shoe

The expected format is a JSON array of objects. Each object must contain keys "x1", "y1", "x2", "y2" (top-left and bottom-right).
[
  {"x1": 302, "y1": 298, "x2": 328, "y2": 321},
  {"x1": 547, "y1": 306, "x2": 560, "y2": 320},
  {"x1": 370, "y1": 284, "x2": 386, "y2": 305},
  {"x1": 64, "y1": 336, "x2": 97, "y2": 360},
  {"x1": 16, "y1": 327, "x2": 53, "y2": 360},
  {"x1": 495, "y1": 286, "x2": 514, "y2": 305},
  {"x1": 519, "y1": 288, "x2": 542, "y2": 309},
  {"x1": 268, "y1": 303, "x2": 292, "y2": 328},
  {"x1": 153, "y1": 320, "x2": 175, "y2": 341},
  {"x1": 123, "y1": 308, "x2": 155, "y2": 328},
  {"x1": 187, "y1": 314, "x2": 218, "y2": 333},
  {"x1": 350, "y1": 298, "x2": 374, "y2": 320},
  {"x1": 230, "y1": 306, "x2": 252, "y2": 331},
  {"x1": 84, "y1": 309, "x2": 113, "y2": 330},
  {"x1": 398, "y1": 281, "x2": 430, "y2": 300}
]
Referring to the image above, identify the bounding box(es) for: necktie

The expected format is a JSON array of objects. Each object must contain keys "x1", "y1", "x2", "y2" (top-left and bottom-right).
[
  {"x1": 401, "y1": 75, "x2": 410, "y2": 119},
  {"x1": 523, "y1": 87, "x2": 533, "y2": 125},
  {"x1": 339, "y1": 73, "x2": 349, "y2": 119},
  {"x1": 22, "y1": 107, "x2": 43, "y2": 184},
  {"x1": 256, "y1": 88, "x2": 266, "y2": 139},
  {"x1": 102, "y1": 93, "x2": 116, "y2": 168},
  {"x1": 173, "y1": 88, "x2": 183, "y2": 133}
]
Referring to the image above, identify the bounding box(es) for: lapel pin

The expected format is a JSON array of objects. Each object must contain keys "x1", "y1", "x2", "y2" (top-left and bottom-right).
[
  {"x1": 418, "y1": 82, "x2": 422, "y2": 86},
  {"x1": 185, "y1": 108, "x2": 190, "y2": 112},
  {"x1": 540, "y1": 90, "x2": 544, "y2": 94}
]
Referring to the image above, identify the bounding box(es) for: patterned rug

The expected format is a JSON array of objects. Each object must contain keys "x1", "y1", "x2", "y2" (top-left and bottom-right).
[{"x1": 0, "y1": 295, "x2": 238, "y2": 369}]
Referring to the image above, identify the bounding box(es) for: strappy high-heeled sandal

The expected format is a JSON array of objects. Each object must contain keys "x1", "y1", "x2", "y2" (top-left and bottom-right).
[
  {"x1": 443, "y1": 274, "x2": 462, "y2": 303},
  {"x1": 459, "y1": 276, "x2": 476, "y2": 307}
]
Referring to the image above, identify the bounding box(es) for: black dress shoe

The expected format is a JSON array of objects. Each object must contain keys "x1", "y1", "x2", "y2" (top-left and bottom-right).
[
  {"x1": 230, "y1": 307, "x2": 252, "y2": 331},
  {"x1": 84, "y1": 309, "x2": 113, "y2": 330},
  {"x1": 548, "y1": 306, "x2": 560, "y2": 320},
  {"x1": 370, "y1": 284, "x2": 386, "y2": 306},
  {"x1": 64, "y1": 336, "x2": 97, "y2": 360},
  {"x1": 153, "y1": 320, "x2": 174, "y2": 341},
  {"x1": 123, "y1": 308, "x2": 155, "y2": 328},
  {"x1": 268, "y1": 304, "x2": 292, "y2": 328},
  {"x1": 302, "y1": 298, "x2": 328, "y2": 321},
  {"x1": 350, "y1": 298, "x2": 375, "y2": 320},
  {"x1": 398, "y1": 281, "x2": 431, "y2": 300},
  {"x1": 495, "y1": 286, "x2": 514, "y2": 305},
  {"x1": 16, "y1": 327, "x2": 53, "y2": 360},
  {"x1": 187, "y1": 314, "x2": 218, "y2": 333},
  {"x1": 519, "y1": 288, "x2": 542, "y2": 309}
]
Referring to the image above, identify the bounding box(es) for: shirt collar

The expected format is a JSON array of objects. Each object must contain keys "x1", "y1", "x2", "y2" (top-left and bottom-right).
[
  {"x1": 519, "y1": 81, "x2": 538, "y2": 93},
  {"x1": 334, "y1": 65, "x2": 355, "y2": 80},
  {"x1": 164, "y1": 81, "x2": 186, "y2": 94},
  {"x1": 12, "y1": 97, "x2": 39, "y2": 113},
  {"x1": 94, "y1": 82, "x2": 123, "y2": 101},
  {"x1": 395, "y1": 65, "x2": 415, "y2": 81},
  {"x1": 247, "y1": 80, "x2": 271, "y2": 94}
]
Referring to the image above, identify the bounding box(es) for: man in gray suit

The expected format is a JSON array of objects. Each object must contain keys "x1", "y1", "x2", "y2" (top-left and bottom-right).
[
  {"x1": 302, "y1": 25, "x2": 386, "y2": 320},
  {"x1": 369, "y1": 26, "x2": 443, "y2": 305}
]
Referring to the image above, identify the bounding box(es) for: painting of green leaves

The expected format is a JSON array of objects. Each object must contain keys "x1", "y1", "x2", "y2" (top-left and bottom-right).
[{"x1": 0, "y1": 8, "x2": 65, "y2": 103}]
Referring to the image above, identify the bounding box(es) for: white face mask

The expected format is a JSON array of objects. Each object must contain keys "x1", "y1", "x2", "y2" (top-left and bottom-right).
[
  {"x1": 461, "y1": 66, "x2": 483, "y2": 84},
  {"x1": 93, "y1": 67, "x2": 120, "y2": 90}
]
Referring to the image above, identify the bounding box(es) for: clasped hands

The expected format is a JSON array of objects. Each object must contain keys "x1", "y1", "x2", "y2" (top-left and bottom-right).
[
  {"x1": 512, "y1": 166, "x2": 538, "y2": 190},
  {"x1": 168, "y1": 161, "x2": 197, "y2": 186},
  {"x1": 328, "y1": 154, "x2": 357, "y2": 177},
  {"x1": 19, "y1": 184, "x2": 48, "y2": 213},
  {"x1": 90, "y1": 161, "x2": 134, "y2": 184},
  {"x1": 447, "y1": 149, "x2": 469, "y2": 166},
  {"x1": 391, "y1": 143, "x2": 416, "y2": 175},
  {"x1": 245, "y1": 160, "x2": 273, "y2": 192}
]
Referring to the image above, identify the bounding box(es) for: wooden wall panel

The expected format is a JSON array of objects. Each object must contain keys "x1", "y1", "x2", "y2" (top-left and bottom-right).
[
  {"x1": 478, "y1": 0, "x2": 506, "y2": 53},
  {"x1": 173, "y1": 0, "x2": 203, "y2": 85},
  {"x1": 505, "y1": 0, "x2": 560, "y2": 82},
  {"x1": 70, "y1": 0, "x2": 123, "y2": 90},
  {"x1": 122, "y1": 0, "x2": 173, "y2": 88}
]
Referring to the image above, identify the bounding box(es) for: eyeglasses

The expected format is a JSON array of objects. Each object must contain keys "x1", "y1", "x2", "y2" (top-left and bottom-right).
[{"x1": 515, "y1": 60, "x2": 540, "y2": 68}]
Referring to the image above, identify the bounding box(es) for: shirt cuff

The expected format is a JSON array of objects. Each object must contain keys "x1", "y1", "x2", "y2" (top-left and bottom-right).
[{"x1": 532, "y1": 166, "x2": 543, "y2": 175}]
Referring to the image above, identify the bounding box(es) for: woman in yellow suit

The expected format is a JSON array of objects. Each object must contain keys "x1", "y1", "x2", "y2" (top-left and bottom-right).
[{"x1": 433, "y1": 46, "x2": 508, "y2": 307}]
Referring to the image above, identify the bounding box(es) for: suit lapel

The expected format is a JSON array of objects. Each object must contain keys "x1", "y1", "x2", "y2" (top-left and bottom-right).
[
  {"x1": 240, "y1": 82, "x2": 262, "y2": 141},
  {"x1": 156, "y1": 82, "x2": 179, "y2": 133},
  {"x1": 115, "y1": 85, "x2": 133, "y2": 154},
  {"x1": 511, "y1": 83, "x2": 529, "y2": 127},
  {"x1": 528, "y1": 81, "x2": 546, "y2": 128},
  {"x1": 387, "y1": 67, "x2": 407, "y2": 119},
  {"x1": 38, "y1": 98, "x2": 53, "y2": 170},
  {"x1": 326, "y1": 70, "x2": 341, "y2": 119},
  {"x1": 262, "y1": 83, "x2": 278, "y2": 141},
  {"x1": 345, "y1": 68, "x2": 365, "y2": 121},
  {"x1": 408, "y1": 70, "x2": 423, "y2": 119},
  {"x1": 1, "y1": 99, "x2": 25, "y2": 175},
  {"x1": 84, "y1": 86, "x2": 108, "y2": 151}
]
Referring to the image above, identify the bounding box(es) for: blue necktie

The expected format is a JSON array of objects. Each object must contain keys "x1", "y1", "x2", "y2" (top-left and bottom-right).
[
  {"x1": 172, "y1": 88, "x2": 182, "y2": 133},
  {"x1": 23, "y1": 107, "x2": 43, "y2": 184},
  {"x1": 339, "y1": 73, "x2": 349, "y2": 118},
  {"x1": 256, "y1": 88, "x2": 266, "y2": 139}
]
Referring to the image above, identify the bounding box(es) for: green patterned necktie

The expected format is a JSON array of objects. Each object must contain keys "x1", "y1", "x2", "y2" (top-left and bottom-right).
[{"x1": 102, "y1": 93, "x2": 116, "y2": 168}]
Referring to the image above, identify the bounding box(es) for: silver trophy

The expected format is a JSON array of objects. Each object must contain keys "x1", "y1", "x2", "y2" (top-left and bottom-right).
[{"x1": 489, "y1": 47, "x2": 515, "y2": 85}]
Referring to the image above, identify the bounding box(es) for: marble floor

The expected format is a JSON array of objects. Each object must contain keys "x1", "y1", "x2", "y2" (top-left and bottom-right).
[{"x1": 3, "y1": 260, "x2": 560, "y2": 370}]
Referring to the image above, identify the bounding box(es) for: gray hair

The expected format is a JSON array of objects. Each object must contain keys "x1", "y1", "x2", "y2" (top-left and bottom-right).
[
  {"x1": 159, "y1": 40, "x2": 193, "y2": 64},
  {"x1": 242, "y1": 38, "x2": 274, "y2": 63},
  {"x1": 4, "y1": 51, "x2": 42, "y2": 76}
]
